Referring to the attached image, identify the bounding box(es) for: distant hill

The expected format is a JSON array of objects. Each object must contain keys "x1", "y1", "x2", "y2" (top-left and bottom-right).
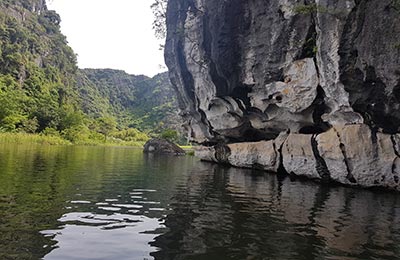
[
  {"x1": 78, "y1": 69, "x2": 184, "y2": 133},
  {"x1": 0, "y1": 0, "x2": 183, "y2": 143}
]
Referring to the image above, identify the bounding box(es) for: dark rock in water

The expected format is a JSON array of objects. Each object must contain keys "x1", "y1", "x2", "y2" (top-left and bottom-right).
[{"x1": 143, "y1": 139, "x2": 185, "y2": 155}]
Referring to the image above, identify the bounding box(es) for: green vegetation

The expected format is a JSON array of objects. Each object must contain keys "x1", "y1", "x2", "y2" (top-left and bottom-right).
[
  {"x1": 0, "y1": 0, "x2": 182, "y2": 146},
  {"x1": 79, "y1": 69, "x2": 184, "y2": 140},
  {"x1": 0, "y1": 0, "x2": 81, "y2": 139},
  {"x1": 0, "y1": 132, "x2": 71, "y2": 145},
  {"x1": 293, "y1": 4, "x2": 330, "y2": 15},
  {"x1": 301, "y1": 35, "x2": 318, "y2": 58},
  {"x1": 293, "y1": 4, "x2": 320, "y2": 15},
  {"x1": 178, "y1": 144, "x2": 194, "y2": 156},
  {"x1": 293, "y1": 3, "x2": 347, "y2": 17},
  {"x1": 392, "y1": 0, "x2": 400, "y2": 12},
  {"x1": 160, "y1": 129, "x2": 179, "y2": 142},
  {"x1": 0, "y1": 130, "x2": 148, "y2": 147}
]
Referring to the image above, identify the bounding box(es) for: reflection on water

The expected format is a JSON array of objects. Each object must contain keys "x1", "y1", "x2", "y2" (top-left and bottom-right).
[
  {"x1": 151, "y1": 165, "x2": 400, "y2": 260},
  {"x1": 0, "y1": 144, "x2": 193, "y2": 260},
  {"x1": 1, "y1": 144, "x2": 400, "y2": 259},
  {"x1": 42, "y1": 189, "x2": 164, "y2": 260}
]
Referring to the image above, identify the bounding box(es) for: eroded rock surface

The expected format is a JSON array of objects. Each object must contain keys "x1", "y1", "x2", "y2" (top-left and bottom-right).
[
  {"x1": 166, "y1": 0, "x2": 400, "y2": 190},
  {"x1": 166, "y1": 0, "x2": 400, "y2": 140}
]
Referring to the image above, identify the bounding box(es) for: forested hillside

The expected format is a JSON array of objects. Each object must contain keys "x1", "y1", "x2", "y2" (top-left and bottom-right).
[
  {"x1": 0, "y1": 0, "x2": 78, "y2": 132},
  {"x1": 79, "y1": 69, "x2": 182, "y2": 133},
  {"x1": 0, "y1": 0, "x2": 181, "y2": 145}
]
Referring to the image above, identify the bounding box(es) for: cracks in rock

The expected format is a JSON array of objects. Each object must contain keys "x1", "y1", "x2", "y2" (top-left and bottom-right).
[
  {"x1": 202, "y1": 13, "x2": 229, "y2": 95},
  {"x1": 202, "y1": 0, "x2": 244, "y2": 98},
  {"x1": 392, "y1": 157, "x2": 399, "y2": 182},
  {"x1": 275, "y1": 135, "x2": 289, "y2": 176},
  {"x1": 339, "y1": 1, "x2": 400, "y2": 134},
  {"x1": 298, "y1": 14, "x2": 330, "y2": 135},
  {"x1": 339, "y1": 143, "x2": 356, "y2": 184},
  {"x1": 176, "y1": 40, "x2": 196, "y2": 103},
  {"x1": 196, "y1": 96, "x2": 219, "y2": 143},
  {"x1": 390, "y1": 135, "x2": 400, "y2": 184},
  {"x1": 230, "y1": 84, "x2": 251, "y2": 107},
  {"x1": 391, "y1": 135, "x2": 400, "y2": 157},
  {"x1": 298, "y1": 15, "x2": 317, "y2": 60},
  {"x1": 181, "y1": 0, "x2": 207, "y2": 69},
  {"x1": 311, "y1": 134, "x2": 331, "y2": 183},
  {"x1": 214, "y1": 144, "x2": 231, "y2": 165},
  {"x1": 333, "y1": 128, "x2": 356, "y2": 184},
  {"x1": 370, "y1": 127, "x2": 380, "y2": 161},
  {"x1": 304, "y1": 85, "x2": 331, "y2": 134},
  {"x1": 339, "y1": 0, "x2": 365, "y2": 56},
  {"x1": 272, "y1": 141, "x2": 278, "y2": 166}
]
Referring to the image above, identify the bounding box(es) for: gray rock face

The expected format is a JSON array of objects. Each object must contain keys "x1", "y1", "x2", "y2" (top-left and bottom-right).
[
  {"x1": 317, "y1": 125, "x2": 400, "y2": 188},
  {"x1": 143, "y1": 139, "x2": 185, "y2": 155},
  {"x1": 166, "y1": 0, "x2": 400, "y2": 190},
  {"x1": 282, "y1": 133, "x2": 321, "y2": 180},
  {"x1": 166, "y1": 0, "x2": 400, "y2": 142},
  {"x1": 251, "y1": 58, "x2": 319, "y2": 114},
  {"x1": 197, "y1": 125, "x2": 400, "y2": 190}
]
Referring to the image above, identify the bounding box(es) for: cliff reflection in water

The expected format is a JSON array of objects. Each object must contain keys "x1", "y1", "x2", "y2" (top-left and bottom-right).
[
  {"x1": 1, "y1": 144, "x2": 400, "y2": 260},
  {"x1": 151, "y1": 163, "x2": 400, "y2": 260}
]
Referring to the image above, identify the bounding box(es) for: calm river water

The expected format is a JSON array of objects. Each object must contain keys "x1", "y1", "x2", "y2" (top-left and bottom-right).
[{"x1": 1, "y1": 144, "x2": 400, "y2": 260}]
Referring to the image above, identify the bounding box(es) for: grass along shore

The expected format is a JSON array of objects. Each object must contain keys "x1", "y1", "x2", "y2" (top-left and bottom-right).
[{"x1": 0, "y1": 132, "x2": 147, "y2": 147}]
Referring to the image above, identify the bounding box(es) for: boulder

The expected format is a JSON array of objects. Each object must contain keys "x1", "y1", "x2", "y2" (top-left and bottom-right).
[
  {"x1": 317, "y1": 125, "x2": 400, "y2": 189},
  {"x1": 227, "y1": 141, "x2": 279, "y2": 172},
  {"x1": 282, "y1": 133, "x2": 320, "y2": 180},
  {"x1": 197, "y1": 133, "x2": 288, "y2": 172},
  {"x1": 143, "y1": 138, "x2": 185, "y2": 155}
]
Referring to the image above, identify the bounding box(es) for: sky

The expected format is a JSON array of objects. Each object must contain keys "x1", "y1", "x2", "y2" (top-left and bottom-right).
[{"x1": 46, "y1": 0, "x2": 166, "y2": 77}]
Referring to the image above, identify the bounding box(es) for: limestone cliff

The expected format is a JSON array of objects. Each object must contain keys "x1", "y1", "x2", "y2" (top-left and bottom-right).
[{"x1": 165, "y1": 0, "x2": 400, "y2": 190}]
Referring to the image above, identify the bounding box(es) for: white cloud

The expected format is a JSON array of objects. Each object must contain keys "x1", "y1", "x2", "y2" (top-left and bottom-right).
[{"x1": 47, "y1": 0, "x2": 166, "y2": 76}]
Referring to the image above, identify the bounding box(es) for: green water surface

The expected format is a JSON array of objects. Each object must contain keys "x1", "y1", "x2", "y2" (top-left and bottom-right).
[{"x1": 1, "y1": 144, "x2": 400, "y2": 260}]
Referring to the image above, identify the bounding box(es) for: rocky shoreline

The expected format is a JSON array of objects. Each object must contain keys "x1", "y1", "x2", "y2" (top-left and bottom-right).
[
  {"x1": 165, "y1": 0, "x2": 400, "y2": 191},
  {"x1": 196, "y1": 124, "x2": 400, "y2": 191}
]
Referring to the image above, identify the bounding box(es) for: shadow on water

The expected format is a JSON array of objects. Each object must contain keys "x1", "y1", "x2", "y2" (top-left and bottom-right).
[
  {"x1": 151, "y1": 163, "x2": 400, "y2": 260},
  {"x1": 1, "y1": 144, "x2": 400, "y2": 260}
]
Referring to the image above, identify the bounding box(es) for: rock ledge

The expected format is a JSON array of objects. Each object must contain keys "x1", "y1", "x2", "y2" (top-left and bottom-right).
[{"x1": 196, "y1": 124, "x2": 400, "y2": 191}]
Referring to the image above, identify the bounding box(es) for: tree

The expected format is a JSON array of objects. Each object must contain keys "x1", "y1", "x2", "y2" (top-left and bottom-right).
[
  {"x1": 42, "y1": 10, "x2": 61, "y2": 25},
  {"x1": 160, "y1": 129, "x2": 178, "y2": 142},
  {"x1": 58, "y1": 105, "x2": 85, "y2": 131},
  {"x1": 151, "y1": 0, "x2": 167, "y2": 40},
  {"x1": 97, "y1": 116, "x2": 117, "y2": 141}
]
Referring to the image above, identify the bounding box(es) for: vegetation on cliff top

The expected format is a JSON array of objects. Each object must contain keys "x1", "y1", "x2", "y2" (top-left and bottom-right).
[{"x1": 0, "y1": 0, "x2": 182, "y2": 145}]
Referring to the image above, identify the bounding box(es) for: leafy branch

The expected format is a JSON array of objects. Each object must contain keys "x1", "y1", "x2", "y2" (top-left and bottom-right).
[{"x1": 151, "y1": 0, "x2": 167, "y2": 40}]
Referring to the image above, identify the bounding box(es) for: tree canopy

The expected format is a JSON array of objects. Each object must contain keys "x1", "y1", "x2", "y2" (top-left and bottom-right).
[{"x1": 0, "y1": 0, "x2": 183, "y2": 145}]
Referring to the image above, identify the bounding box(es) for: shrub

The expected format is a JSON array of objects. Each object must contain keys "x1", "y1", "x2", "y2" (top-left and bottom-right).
[{"x1": 160, "y1": 129, "x2": 178, "y2": 142}]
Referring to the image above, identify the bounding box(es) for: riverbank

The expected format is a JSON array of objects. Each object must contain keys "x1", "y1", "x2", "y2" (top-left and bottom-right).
[
  {"x1": 0, "y1": 132, "x2": 146, "y2": 147},
  {"x1": 196, "y1": 124, "x2": 400, "y2": 192},
  {"x1": 179, "y1": 145, "x2": 195, "y2": 156}
]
